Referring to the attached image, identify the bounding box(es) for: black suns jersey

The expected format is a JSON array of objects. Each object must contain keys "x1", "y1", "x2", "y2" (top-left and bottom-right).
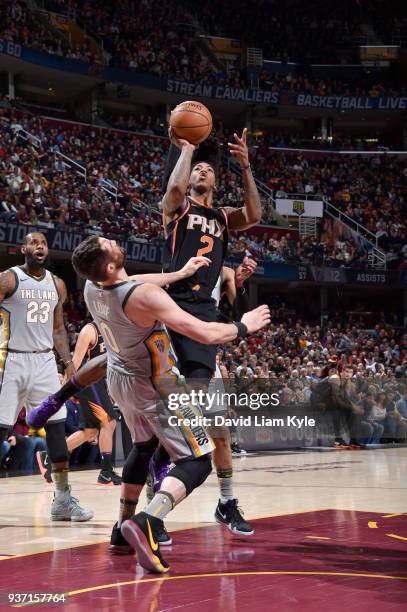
[
  {"x1": 163, "y1": 196, "x2": 229, "y2": 302},
  {"x1": 85, "y1": 322, "x2": 106, "y2": 362}
]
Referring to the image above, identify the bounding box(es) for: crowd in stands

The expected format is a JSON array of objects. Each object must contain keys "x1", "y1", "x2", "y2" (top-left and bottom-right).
[
  {"x1": 62, "y1": 288, "x2": 407, "y2": 450},
  {"x1": 251, "y1": 142, "x2": 407, "y2": 267},
  {"x1": 366, "y1": 0, "x2": 407, "y2": 43},
  {"x1": 216, "y1": 298, "x2": 406, "y2": 446},
  {"x1": 0, "y1": 0, "x2": 405, "y2": 97},
  {"x1": 229, "y1": 232, "x2": 371, "y2": 269},
  {"x1": 259, "y1": 69, "x2": 407, "y2": 99},
  {"x1": 1, "y1": 108, "x2": 405, "y2": 270},
  {"x1": 187, "y1": 0, "x2": 362, "y2": 63},
  {"x1": 257, "y1": 131, "x2": 394, "y2": 152},
  {"x1": 0, "y1": 408, "x2": 47, "y2": 474},
  {"x1": 0, "y1": 0, "x2": 97, "y2": 62},
  {"x1": 0, "y1": 109, "x2": 166, "y2": 241},
  {"x1": 2, "y1": 284, "x2": 405, "y2": 476}
]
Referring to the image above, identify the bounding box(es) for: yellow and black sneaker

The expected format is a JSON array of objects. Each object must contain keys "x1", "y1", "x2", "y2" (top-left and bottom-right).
[{"x1": 121, "y1": 512, "x2": 169, "y2": 573}]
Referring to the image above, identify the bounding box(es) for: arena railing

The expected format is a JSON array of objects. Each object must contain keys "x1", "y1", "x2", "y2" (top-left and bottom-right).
[
  {"x1": 267, "y1": 146, "x2": 407, "y2": 156},
  {"x1": 54, "y1": 150, "x2": 86, "y2": 181},
  {"x1": 264, "y1": 185, "x2": 387, "y2": 269},
  {"x1": 99, "y1": 177, "x2": 118, "y2": 203},
  {"x1": 12, "y1": 125, "x2": 42, "y2": 150},
  {"x1": 323, "y1": 199, "x2": 386, "y2": 269}
]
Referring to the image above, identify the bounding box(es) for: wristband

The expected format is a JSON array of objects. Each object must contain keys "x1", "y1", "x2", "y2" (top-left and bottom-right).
[
  {"x1": 63, "y1": 359, "x2": 73, "y2": 367},
  {"x1": 241, "y1": 163, "x2": 250, "y2": 170},
  {"x1": 234, "y1": 321, "x2": 248, "y2": 338}
]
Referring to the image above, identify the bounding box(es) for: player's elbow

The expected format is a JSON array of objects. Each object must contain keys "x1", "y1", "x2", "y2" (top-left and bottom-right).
[{"x1": 246, "y1": 206, "x2": 262, "y2": 225}]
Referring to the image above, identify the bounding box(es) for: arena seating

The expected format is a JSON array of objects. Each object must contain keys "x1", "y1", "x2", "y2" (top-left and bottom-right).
[
  {"x1": 1, "y1": 108, "x2": 405, "y2": 269},
  {"x1": 1, "y1": 0, "x2": 405, "y2": 96},
  {"x1": 63, "y1": 287, "x2": 405, "y2": 381}
]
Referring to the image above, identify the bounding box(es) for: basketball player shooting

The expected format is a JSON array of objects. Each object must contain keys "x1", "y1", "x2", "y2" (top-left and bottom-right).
[
  {"x1": 0, "y1": 232, "x2": 93, "y2": 521},
  {"x1": 56, "y1": 235, "x2": 269, "y2": 573},
  {"x1": 157, "y1": 126, "x2": 262, "y2": 534}
]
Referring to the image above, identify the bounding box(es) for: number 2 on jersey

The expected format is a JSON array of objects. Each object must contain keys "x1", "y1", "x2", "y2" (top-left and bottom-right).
[{"x1": 197, "y1": 235, "x2": 214, "y2": 257}]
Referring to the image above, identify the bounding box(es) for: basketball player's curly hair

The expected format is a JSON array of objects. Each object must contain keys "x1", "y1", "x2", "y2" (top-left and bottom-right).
[{"x1": 72, "y1": 235, "x2": 109, "y2": 282}]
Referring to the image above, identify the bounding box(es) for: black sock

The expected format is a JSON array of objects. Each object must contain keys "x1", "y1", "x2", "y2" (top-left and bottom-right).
[
  {"x1": 101, "y1": 452, "x2": 113, "y2": 471},
  {"x1": 54, "y1": 376, "x2": 85, "y2": 404}
]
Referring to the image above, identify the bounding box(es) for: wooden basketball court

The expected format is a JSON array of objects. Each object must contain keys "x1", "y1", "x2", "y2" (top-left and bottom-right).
[{"x1": 0, "y1": 448, "x2": 406, "y2": 610}]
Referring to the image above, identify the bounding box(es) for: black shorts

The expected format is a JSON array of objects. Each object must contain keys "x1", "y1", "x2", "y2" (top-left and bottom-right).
[
  {"x1": 168, "y1": 297, "x2": 218, "y2": 372},
  {"x1": 77, "y1": 379, "x2": 116, "y2": 430}
]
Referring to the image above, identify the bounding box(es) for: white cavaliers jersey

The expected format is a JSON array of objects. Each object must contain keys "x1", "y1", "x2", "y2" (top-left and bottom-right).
[{"x1": 0, "y1": 267, "x2": 58, "y2": 352}]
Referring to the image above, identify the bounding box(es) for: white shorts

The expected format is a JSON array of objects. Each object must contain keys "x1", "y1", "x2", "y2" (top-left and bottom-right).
[{"x1": 0, "y1": 352, "x2": 66, "y2": 428}]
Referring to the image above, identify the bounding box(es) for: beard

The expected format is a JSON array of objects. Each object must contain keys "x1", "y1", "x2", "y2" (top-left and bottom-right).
[
  {"x1": 113, "y1": 246, "x2": 127, "y2": 270},
  {"x1": 26, "y1": 253, "x2": 49, "y2": 270}
]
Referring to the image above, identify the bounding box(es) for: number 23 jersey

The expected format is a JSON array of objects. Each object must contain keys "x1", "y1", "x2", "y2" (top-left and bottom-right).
[
  {"x1": 0, "y1": 266, "x2": 58, "y2": 352},
  {"x1": 163, "y1": 196, "x2": 229, "y2": 301}
]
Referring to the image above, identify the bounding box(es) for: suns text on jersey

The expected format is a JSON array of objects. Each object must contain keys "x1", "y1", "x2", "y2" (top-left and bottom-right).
[{"x1": 186, "y1": 214, "x2": 225, "y2": 238}]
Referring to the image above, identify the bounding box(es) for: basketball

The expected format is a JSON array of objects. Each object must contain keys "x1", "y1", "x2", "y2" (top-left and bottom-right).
[{"x1": 170, "y1": 100, "x2": 212, "y2": 145}]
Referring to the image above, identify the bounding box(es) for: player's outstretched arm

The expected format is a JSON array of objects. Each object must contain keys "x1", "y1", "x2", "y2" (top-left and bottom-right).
[
  {"x1": 125, "y1": 284, "x2": 270, "y2": 345},
  {"x1": 52, "y1": 276, "x2": 76, "y2": 380},
  {"x1": 222, "y1": 257, "x2": 257, "y2": 317},
  {"x1": 161, "y1": 129, "x2": 196, "y2": 222},
  {"x1": 224, "y1": 128, "x2": 262, "y2": 230},
  {"x1": 72, "y1": 353, "x2": 107, "y2": 388},
  {"x1": 0, "y1": 270, "x2": 16, "y2": 303},
  {"x1": 71, "y1": 323, "x2": 98, "y2": 370},
  {"x1": 129, "y1": 256, "x2": 210, "y2": 287}
]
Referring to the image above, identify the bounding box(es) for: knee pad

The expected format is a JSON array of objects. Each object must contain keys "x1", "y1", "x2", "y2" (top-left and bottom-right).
[
  {"x1": 45, "y1": 421, "x2": 68, "y2": 463},
  {"x1": 169, "y1": 454, "x2": 212, "y2": 496},
  {"x1": 122, "y1": 436, "x2": 158, "y2": 485}
]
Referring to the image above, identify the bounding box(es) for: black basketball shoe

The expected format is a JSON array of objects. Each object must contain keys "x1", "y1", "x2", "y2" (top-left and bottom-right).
[
  {"x1": 215, "y1": 499, "x2": 254, "y2": 535},
  {"x1": 156, "y1": 522, "x2": 172, "y2": 546},
  {"x1": 121, "y1": 512, "x2": 169, "y2": 573},
  {"x1": 97, "y1": 469, "x2": 122, "y2": 486},
  {"x1": 109, "y1": 521, "x2": 134, "y2": 555},
  {"x1": 231, "y1": 442, "x2": 247, "y2": 456},
  {"x1": 36, "y1": 451, "x2": 52, "y2": 483}
]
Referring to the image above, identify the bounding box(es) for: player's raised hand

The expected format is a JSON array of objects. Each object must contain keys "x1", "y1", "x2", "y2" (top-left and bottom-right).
[
  {"x1": 180, "y1": 256, "x2": 211, "y2": 278},
  {"x1": 168, "y1": 127, "x2": 197, "y2": 151},
  {"x1": 235, "y1": 256, "x2": 257, "y2": 287},
  {"x1": 241, "y1": 304, "x2": 271, "y2": 334},
  {"x1": 228, "y1": 127, "x2": 249, "y2": 169}
]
